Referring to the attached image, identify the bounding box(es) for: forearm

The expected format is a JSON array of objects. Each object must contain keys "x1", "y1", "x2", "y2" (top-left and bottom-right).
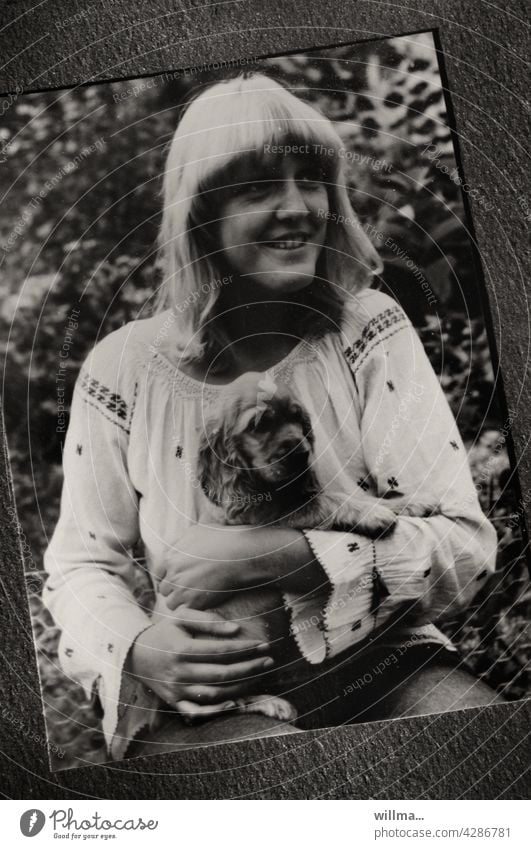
[
  {"x1": 235, "y1": 526, "x2": 330, "y2": 597},
  {"x1": 43, "y1": 559, "x2": 152, "y2": 694},
  {"x1": 158, "y1": 525, "x2": 331, "y2": 611}
]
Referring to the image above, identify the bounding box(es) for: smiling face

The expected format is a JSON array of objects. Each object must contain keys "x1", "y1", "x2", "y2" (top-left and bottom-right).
[{"x1": 215, "y1": 153, "x2": 329, "y2": 296}]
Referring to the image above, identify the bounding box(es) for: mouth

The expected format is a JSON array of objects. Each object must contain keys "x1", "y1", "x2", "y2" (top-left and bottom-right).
[{"x1": 262, "y1": 233, "x2": 311, "y2": 250}]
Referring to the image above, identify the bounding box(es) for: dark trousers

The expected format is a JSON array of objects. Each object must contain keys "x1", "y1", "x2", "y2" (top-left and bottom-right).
[{"x1": 126, "y1": 641, "x2": 504, "y2": 759}]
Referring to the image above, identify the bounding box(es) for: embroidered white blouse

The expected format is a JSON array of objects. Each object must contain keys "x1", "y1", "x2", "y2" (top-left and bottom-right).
[{"x1": 43, "y1": 288, "x2": 497, "y2": 760}]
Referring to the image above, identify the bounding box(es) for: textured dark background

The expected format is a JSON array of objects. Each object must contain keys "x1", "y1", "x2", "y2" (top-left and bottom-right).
[{"x1": 0, "y1": 0, "x2": 530, "y2": 799}]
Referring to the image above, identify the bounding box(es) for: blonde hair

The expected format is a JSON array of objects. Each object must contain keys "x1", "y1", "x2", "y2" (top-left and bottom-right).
[{"x1": 155, "y1": 72, "x2": 382, "y2": 370}]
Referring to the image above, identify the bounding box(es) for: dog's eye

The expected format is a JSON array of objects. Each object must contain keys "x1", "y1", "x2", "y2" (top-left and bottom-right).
[{"x1": 288, "y1": 403, "x2": 306, "y2": 421}]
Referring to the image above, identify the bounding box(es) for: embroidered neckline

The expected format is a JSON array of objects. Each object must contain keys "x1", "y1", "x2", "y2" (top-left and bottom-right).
[{"x1": 149, "y1": 335, "x2": 320, "y2": 400}]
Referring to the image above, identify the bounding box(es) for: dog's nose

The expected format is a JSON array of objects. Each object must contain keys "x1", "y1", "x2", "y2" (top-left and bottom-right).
[
  {"x1": 280, "y1": 444, "x2": 310, "y2": 470},
  {"x1": 278, "y1": 439, "x2": 306, "y2": 455}
]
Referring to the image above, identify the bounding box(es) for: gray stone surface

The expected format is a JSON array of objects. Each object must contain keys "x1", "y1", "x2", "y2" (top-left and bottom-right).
[{"x1": 1, "y1": 0, "x2": 530, "y2": 799}]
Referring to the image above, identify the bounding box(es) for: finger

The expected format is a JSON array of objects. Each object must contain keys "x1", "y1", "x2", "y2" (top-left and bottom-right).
[
  {"x1": 159, "y1": 578, "x2": 180, "y2": 597},
  {"x1": 175, "y1": 700, "x2": 236, "y2": 719},
  {"x1": 153, "y1": 565, "x2": 167, "y2": 583},
  {"x1": 148, "y1": 685, "x2": 182, "y2": 706},
  {"x1": 164, "y1": 592, "x2": 185, "y2": 611},
  {"x1": 180, "y1": 684, "x2": 255, "y2": 703},
  {"x1": 181, "y1": 638, "x2": 270, "y2": 663},
  {"x1": 166, "y1": 592, "x2": 219, "y2": 613},
  {"x1": 175, "y1": 607, "x2": 240, "y2": 636},
  {"x1": 181, "y1": 593, "x2": 219, "y2": 612},
  {"x1": 181, "y1": 656, "x2": 275, "y2": 685},
  {"x1": 183, "y1": 618, "x2": 240, "y2": 636}
]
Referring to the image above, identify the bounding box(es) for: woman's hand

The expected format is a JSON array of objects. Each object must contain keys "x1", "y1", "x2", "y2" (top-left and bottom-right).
[
  {"x1": 127, "y1": 607, "x2": 274, "y2": 714},
  {"x1": 156, "y1": 524, "x2": 328, "y2": 611}
]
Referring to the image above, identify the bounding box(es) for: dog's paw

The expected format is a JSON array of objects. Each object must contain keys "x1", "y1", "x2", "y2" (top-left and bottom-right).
[
  {"x1": 395, "y1": 499, "x2": 440, "y2": 518},
  {"x1": 235, "y1": 695, "x2": 298, "y2": 722},
  {"x1": 352, "y1": 506, "x2": 398, "y2": 537},
  {"x1": 175, "y1": 699, "x2": 237, "y2": 724}
]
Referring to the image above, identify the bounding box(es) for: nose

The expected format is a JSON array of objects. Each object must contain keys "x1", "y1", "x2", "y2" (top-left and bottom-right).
[
  {"x1": 277, "y1": 439, "x2": 310, "y2": 462},
  {"x1": 274, "y1": 178, "x2": 310, "y2": 220}
]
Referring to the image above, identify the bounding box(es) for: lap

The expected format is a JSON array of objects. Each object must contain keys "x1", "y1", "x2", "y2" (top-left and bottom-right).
[
  {"x1": 293, "y1": 642, "x2": 504, "y2": 727},
  {"x1": 302, "y1": 643, "x2": 504, "y2": 727},
  {"x1": 352, "y1": 645, "x2": 505, "y2": 723},
  {"x1": 127, "y1": 710, "x2": 299, "y2": 758},
  {"x1": 125, "y1": 641, "x2": 504, "y2": 760}
]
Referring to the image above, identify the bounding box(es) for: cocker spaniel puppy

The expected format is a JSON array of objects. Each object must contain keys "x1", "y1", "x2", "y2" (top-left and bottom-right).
[
  {"x1": 198, "y1": 371, "x2": 432, "y2": 534},
  {"x1": 175, "y1": 371, "x2": 436, "y2": 724}
]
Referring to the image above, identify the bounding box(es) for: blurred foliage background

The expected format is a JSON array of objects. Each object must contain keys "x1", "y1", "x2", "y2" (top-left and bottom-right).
[{"x1": 1, "y1": 33, "x2": 528, "y2": 769}]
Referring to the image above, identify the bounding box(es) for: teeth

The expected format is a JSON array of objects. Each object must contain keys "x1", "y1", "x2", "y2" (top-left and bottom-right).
[{"x1": 266, "y1": 235, "x2": 308, "y2": 249}]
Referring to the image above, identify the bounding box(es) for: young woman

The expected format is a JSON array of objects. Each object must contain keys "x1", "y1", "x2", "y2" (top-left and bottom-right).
[{"x1": 43, "y1": 73, "x2": 502, "y2": 762}]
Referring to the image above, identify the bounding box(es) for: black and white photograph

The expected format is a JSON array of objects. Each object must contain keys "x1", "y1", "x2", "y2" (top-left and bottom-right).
[{"x1": 1, "y1": 30, "x2": 529, "y2": 772}]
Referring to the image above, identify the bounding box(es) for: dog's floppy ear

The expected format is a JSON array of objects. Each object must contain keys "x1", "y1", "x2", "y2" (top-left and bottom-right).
[
  {"x1": 298, "y1": 404, "x2": 315, "y2": 449},
  {"x1": 198, "y1": 419, "x2": 231, "y2": 507},
  {"x1": 198, "y1": 400, "x2": 255, "y2": 516}
]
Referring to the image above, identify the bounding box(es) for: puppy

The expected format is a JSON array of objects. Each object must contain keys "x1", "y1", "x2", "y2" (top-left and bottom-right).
[
  {"x1": 198, "y1": 371, "x2": 433, "y2": 533},
  {"x1": 177, "y1": 372, "x2": 436, "y2": 723}
]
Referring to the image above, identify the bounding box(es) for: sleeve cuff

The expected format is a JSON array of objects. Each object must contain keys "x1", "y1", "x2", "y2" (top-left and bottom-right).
[
  {"x1": 68, "y1": 613, "x2": 159, "y2": 762},
  {"x1": 302, "y1": 529, "x2": 377, "y2": 659},
  {"x1": 281, "y1": 585, "x2": 327, "y2": 665},
  {"x1": 106, "y1": 623, "x2": 163, "y2": 761},
  {"x1": 300, "y1": 525, "x2": 436, "y2": 660}
]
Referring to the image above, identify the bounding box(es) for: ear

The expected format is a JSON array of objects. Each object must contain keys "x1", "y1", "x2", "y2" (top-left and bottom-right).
[
  {"x1": 223, "y1": 441, "x2": 258, "y2": 522},
  {"x1": 302, "y1": 464, "x2": 321, "y2": 498},
  {"x1": 198, "y1": 403, "x2": 255, "y2": 511},
  {"x1": 299, "y1": 406, "x2": 315, "y2": 449},
  {"x1": 198, "y1": 392, "x2": 243, "y2": 506},
  {"x1": 198, "y1": 422, "x2": 230, "y2": 507}
]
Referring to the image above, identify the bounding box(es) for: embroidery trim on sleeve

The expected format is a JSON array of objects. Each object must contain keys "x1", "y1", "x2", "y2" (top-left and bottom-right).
[
  {"x1": 344, "y1": 306, "x2": 409, "y2": 375},
  {"x1": 369, "y1": 542, "x2": 390, "y2": 620},
  {"x1": 79, "y1": 370, "x2": 132, "y2": 434}
]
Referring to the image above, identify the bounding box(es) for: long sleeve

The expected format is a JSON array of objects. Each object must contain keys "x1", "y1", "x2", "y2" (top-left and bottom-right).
[
  {"x1": 42, "y1": 326, "x2": 156, "y2": 759},
  {"x1": 287, "y1": 291, "x2": 497, "y2": 663}
]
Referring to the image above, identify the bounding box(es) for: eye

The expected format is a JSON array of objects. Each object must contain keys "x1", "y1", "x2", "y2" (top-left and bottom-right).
[
  {"x1": 229, "y1": 179, "x2": 271, "y2": 200},
  {"x1": 247, "y1": 181, "x2": 269, "y2": 194},
  {"x1": 296, "y1": 164, "x2": 325, "y2": 186}
]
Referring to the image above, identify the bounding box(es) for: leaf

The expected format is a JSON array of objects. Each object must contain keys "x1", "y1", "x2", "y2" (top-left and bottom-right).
[
  {"x1": 430, "y1": 215, "x2": 465, "y2": 244},
  {"x1": 423, "y1": 257, "x2": 454, "y2": 304}
]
